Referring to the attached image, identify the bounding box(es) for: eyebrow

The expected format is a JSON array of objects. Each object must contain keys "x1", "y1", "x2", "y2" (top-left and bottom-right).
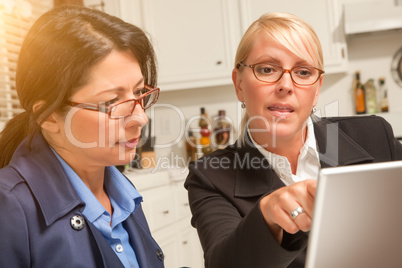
[
  {"x1": 95, "y1": 77, "x2": 145, "y2": 96},
  {"x1": 254, "y1": 56, "x2": 279, "y2": 64},
  {"x1": 253, "y1": 57, "x2": 313, "y2": 67}
]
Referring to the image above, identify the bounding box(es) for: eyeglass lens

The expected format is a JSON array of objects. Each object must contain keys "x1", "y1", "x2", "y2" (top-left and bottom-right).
[
  {"x1": 253, "y1": 63, "x2": 320, "y2": 85},
  {"x1": 110, "y1": 90, "x2": 158, "y2": 118}
]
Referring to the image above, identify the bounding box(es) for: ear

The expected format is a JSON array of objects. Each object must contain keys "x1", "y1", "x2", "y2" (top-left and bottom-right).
[
  {"x1": 312, "y1": 75, "x2": 323, "y2": 107},
  {"x1": 33, "y1": 100, "x2": 61, "y2": 134},
  {"x1": 232, "y1": 68, "x2": 244, "y2": 102}
]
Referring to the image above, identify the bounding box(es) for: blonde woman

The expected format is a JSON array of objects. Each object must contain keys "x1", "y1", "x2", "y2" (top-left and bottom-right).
[{"x1": 185, "y1": 12, "x2": 402, "y2": 267}]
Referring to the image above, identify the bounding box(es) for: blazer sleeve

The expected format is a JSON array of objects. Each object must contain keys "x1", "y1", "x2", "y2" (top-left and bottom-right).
[
  {"x1": 0, "y1": 177, "x2": 30, "y2": 267},
  {"x1": 185, "y1": 165, "x2": 306, "y2": 268},
  {"x1": 380, "y1": 116, "x2": 402, "y2": 160}
]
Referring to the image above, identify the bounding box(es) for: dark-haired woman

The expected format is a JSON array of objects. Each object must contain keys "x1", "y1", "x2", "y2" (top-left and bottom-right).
[{"x1": 0, "y1": 6, "x2": 163, "y2": 267}]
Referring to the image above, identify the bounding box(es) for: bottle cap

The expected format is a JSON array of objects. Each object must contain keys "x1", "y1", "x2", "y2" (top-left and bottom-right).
[{"x1": 355, "y1": 71, "x2": 361, "y2": 79}]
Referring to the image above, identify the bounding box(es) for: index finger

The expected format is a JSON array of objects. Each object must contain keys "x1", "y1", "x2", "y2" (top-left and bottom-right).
[{"x1": 305, "y1": 179, "x2": 317, "y2": 198}]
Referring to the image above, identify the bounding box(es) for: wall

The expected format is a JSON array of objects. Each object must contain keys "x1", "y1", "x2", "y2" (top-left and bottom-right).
[
  {"x1": 151, "y1": 28, "x2": 402, "y2": 164},
  {"x1": 149, "y1": 84, "x2": 240, "y2": 167},
  {"x1": 317, "y1": 29, "x2": 402, "y2": 117}
]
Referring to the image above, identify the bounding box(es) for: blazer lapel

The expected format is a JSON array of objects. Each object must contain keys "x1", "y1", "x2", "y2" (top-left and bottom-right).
[
  {"x1": 86, "y1": 206, "x2": 164, "y2": 268},
  {"x1": 313, "y1": 116, "x2": 374, "y2": 168},
  {"x1": 86, "y1": 219, "x2": 124, "y2": 267},
  {"x1": 124, "y1": 210, "x2": 164, "y2": 268},
  {"x1": 10, "y1": 132, "x2": 84, "y2": 226},
  {"x1": 233, "y1": 133, "x2": 286, "y2": 198}
]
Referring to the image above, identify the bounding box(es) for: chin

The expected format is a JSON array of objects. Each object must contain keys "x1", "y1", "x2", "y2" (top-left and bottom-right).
[
  {"x1": 270, "y1": 125, "x2": 300, "y2": 139},
  {"x1": 109, "y1": 148, "x2": 137, "y2": 166}
]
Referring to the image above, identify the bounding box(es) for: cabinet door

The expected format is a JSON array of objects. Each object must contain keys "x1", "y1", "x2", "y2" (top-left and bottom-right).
[
  {"x1": 240, "y1": 0, "x2": 347, "y2": 73},
  {"x1": 84, "y1": 0, "x2": 120, "y2": 17},
  {"x1": 140, "y1": 185, "x2": 176, "y2": 232},
  {"x1": 152, "y1": 228, "x2": 179, "y2": 268},
  {"x1": 177, "y1": 218, "x2": 204, "y2": 268},
  {"x1": 140, "y1": 0, "x2": 242, "y2": 90},
  {"x1": 174, "y1": 182, "x2": 191, "y2": 220}
]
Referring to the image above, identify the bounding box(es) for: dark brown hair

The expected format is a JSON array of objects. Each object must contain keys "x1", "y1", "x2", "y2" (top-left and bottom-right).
[{"x1": 0, "y1": 5, "x2": 157, "y2": 168}]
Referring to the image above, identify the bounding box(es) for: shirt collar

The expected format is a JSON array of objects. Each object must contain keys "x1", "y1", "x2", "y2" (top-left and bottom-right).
[
  {"x1": 105, "y1": 166, "x2": 143, "y2": 226},
  {"x1": 302, "y1": 116, "x2": 319, "y2": 159},
  {"x1": 51, "y1": 150, "x2": 142, "y2": 225},
  {"x1": 247, "y1": 116, "x2": 320, "y2": 185}
]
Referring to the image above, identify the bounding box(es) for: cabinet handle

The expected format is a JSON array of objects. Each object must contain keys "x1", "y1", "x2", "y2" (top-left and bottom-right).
[
  {"x1": 162, "y1": 210, "x2": 169, "y2": 214},
  {"x1": 216, "y1": 61, "x2": 222, "y2": 65},
  {"x1": 182, "y1": 241, "x2": 188, "y2": 245}
]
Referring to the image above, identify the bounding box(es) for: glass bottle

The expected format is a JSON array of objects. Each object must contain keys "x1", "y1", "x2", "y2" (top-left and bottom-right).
[
  {"x1": 379, "y1": 77, "x2": 389, "y2": 112},
  {"x1": 185, "y1": 130, "x2": 198, "y2": 162},
  {"x1": 214, "y1": 110, "x2": 231, "y2": 149},
  {"x1": 364, "y1": 79, "x2": 377, "y2": 114},
  {"x1": 199, "y1": 107, "x2": 212, "y2": 156},
  {"x1": 354, "y1": 71, "x2": 366, "y2": 114}
]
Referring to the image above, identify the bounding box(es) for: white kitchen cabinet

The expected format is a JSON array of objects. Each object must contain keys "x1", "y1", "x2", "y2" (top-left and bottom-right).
[
  {"x1": 83, "y1": 0, "x2": 120, "y2": 16},
  {"x1": 125, "y1": 169, "x2": 204, "y2": 268},
  {"x1": 151, "y1": 216, "x2": 204, "y2": 268},
  {"x1": 239, "y1": 0, "x2": 348, "y2": 73},
  {"x1": 124, "y1": 0, "x2": 242, "y2": 91},
  {"x1": 113, "y1": 0, "x2": 346, "y2": 90}
]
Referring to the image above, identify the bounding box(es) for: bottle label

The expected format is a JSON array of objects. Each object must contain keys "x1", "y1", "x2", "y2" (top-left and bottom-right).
[{"x1": 355, "y1": 88, "x2": 365, "y2": 113}]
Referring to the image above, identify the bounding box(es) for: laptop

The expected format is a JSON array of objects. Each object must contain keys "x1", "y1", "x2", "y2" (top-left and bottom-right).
[{"x1": 305, "y1": 161, "x2": 402, "y2": 268}]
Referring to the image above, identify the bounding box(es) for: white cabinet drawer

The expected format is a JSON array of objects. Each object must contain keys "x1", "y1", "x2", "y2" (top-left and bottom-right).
[
  {"x1": 151, "y1": 192, "x2": 176, "y2": 231},
  {"x1": 175, "y1": 184, "x2": 191, "y2": 220},
  {"x1": 123, "y1": 169, "x2": 203, "y2": 267},
  {"x1": 141, "y1": 185, "x2": 176, "y2": 232}
]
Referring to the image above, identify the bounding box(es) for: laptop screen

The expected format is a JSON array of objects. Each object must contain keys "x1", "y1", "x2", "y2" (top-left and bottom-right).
[{"x1": 305, "y1": 161, "x2": 402, "y2": 268}]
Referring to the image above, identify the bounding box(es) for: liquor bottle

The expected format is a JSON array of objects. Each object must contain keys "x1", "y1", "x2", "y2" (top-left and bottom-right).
[
  {"x1": 354, "y1": 71, "x2": 366, "y2": 114},
  {"x1": 200, "y1": 127, "x2": 212, "y2": 155},
  {"x1": 199, "y1": 107, "x2": 209, "y2": 128},
  {"x1": 379, "y1": 77, "x2": 389, "y2": 112},
  {"x1": 199, "y1": 107, "x2": 212, "y2": 155},
  {"x1": 214, "y1": 110, "x2": 231, "y2": 149},
  {"x1": 185, "y1": 130, "x2": 198, "y2": 162},
  {"x1": 364, "y1": 79, "x2": 377, "y2": 114}
]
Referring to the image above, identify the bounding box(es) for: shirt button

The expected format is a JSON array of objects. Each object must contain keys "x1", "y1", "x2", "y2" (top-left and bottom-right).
[{"x1": 116, "y1": 244, "x2": 124, "y2": 253}]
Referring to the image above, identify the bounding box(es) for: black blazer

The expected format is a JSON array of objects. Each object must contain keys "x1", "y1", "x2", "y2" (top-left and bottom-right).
[{"x1": 185, "y1": 115, "x2": 402, "y2": 268}]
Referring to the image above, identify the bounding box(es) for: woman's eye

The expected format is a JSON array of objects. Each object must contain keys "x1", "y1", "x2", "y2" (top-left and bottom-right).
[
  {"x1": 134, "y1": 87, "x2": 149, "y2": 97},
  {"x1": 257, "y1": 65, "x2": 276, "y2": 75},
  {"x1": 104, "y1": 97, "x2": 119, "y2": 107},
  {"x1": 294, "y1": 68, "x2": 313, "y2": 77}
]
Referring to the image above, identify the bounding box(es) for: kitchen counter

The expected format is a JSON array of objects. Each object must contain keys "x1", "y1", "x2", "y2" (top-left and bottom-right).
[{"x1": 123, "y1": 167, "x2": 189, "y2": 191}]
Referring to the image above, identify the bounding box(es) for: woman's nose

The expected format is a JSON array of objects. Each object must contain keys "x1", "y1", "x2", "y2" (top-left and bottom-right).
[
  {"x1": 125, "y1": 104, "x2": 148, "y2": 128},
  {"x1": 275, "y1": 71, "x2": 294, "y2": 95}
]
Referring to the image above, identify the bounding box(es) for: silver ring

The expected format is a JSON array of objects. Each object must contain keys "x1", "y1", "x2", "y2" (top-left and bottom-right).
[{"x1": 290, "y1": 207, "x2": 304, "y2": 219}]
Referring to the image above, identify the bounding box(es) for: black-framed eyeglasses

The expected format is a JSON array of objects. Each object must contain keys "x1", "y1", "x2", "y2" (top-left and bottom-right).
[
  {"x1": 67, "y1": 85, "x2": 160, "y2": 119},
  {"x1": 237, "y1": 62, "x2": 324, "y2": 86}
]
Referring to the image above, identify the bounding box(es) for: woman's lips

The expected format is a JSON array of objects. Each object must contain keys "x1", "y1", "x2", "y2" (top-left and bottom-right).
[
  {"x1": 268, "y1": 105, "x2": 294, "y2": 117},
  {"x1": 118, "y1": 137, "x2": 139, "y2": 148}
]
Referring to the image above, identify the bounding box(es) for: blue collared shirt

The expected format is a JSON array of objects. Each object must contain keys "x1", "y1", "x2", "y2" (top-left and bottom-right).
[{"x1": 53, "y1": 151, "x2": 142, "y2": 268}]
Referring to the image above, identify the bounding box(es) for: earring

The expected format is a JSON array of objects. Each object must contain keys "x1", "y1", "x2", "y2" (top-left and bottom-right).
[
  {"x1": 241, "y1": 102, "x2": 246, "y2": 109},
  {"x1": 311, "y1": 107, "x2": 316, "y2": 114}
]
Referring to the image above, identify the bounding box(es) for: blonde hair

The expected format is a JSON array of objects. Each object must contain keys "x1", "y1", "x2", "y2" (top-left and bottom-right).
[{"x1": 235, "y1": 12, "x2": 323, "y2": 140}]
